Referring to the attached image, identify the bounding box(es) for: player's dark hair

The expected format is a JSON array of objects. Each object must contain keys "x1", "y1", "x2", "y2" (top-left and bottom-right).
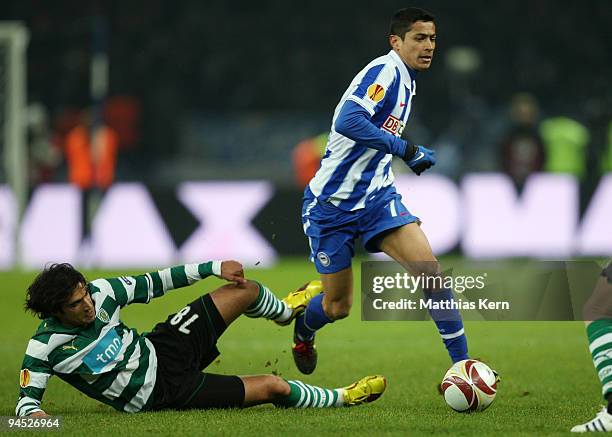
[
  {"x1": 390, "y1": 7, "x2": 435, "y2": 39},
  {"x1": 25, "y1": 263, "x2": 87, "y2": 319}
]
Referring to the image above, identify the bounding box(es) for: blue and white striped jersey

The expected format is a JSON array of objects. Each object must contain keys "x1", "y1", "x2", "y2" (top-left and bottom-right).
[{"x1": 309, "y1": 49, "x2": 417, "y2": 211}]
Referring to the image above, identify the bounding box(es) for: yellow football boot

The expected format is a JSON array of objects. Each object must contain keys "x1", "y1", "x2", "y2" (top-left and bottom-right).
[
  {"x1": 343, "y1": 375, "x2": 387, "y2": 406},
  {"x1": 275, "y1": 280, "x2": 323, "y2": 327}
]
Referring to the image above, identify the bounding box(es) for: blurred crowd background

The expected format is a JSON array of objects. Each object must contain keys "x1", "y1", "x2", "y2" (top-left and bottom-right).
[{"x1": 0, "y1": 0, "x2": 610, "y2": 201}]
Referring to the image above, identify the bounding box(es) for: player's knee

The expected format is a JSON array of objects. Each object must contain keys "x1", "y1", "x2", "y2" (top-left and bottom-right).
[
  {"x1": 265, "y1": 375, "x2": 290, "y2": 398},
  {"x1": 325, "y1": 300, "x2": 352, "y2": 320},
  {"x1": 408, "y1": 260, "x2": 440, "y2": 277},
  {"x1": 235, "y1": 281, "x2": 259, "y2": 305},
  {"x1": 244, "y1": 280, "x2": 260, "y2": 299}
]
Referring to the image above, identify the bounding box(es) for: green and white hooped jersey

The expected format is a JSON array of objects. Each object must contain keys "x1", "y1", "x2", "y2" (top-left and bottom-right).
[{"x1": 16, "y1": 261, "x2": 221, "y2": 416}]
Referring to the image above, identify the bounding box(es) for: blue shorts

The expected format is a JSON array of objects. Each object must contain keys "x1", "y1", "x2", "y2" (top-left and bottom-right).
[{"x1": 301, "y1": 186, "x2": 420, "y2": 274}]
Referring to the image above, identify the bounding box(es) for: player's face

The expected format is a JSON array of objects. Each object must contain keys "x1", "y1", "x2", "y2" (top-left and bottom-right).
[
  {"x1": 56, "y1": 283, "x2": 96, "y2": 327},
  {"x1": 391, "y1": 21, "x2": 436, "y2": 71}
]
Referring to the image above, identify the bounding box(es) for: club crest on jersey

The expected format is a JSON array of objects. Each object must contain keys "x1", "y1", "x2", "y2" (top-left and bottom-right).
[
  {"x1": 366, "y1": 83, "x2": 386, "y2": 102},
  {"x1": 97, "y1": 308, "x2": 110, "y2": 323},
  {"x1": 20, "y1": 369, "x2": 30, "y2": 388},
  {"x1": 317, "y1": 251, "x2": 331, "y2": 267},
  {"x1": 382, "y1": 114, "x2": 405, "y2": 136}
]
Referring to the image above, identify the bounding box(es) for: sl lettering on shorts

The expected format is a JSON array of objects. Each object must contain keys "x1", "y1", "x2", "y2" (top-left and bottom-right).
[
  {"x1": 317, "y1": 251, "x2": 331, "y2": 267},
  {"x1": 170, "y1": 305, "x2": 200, "y2": 335},
  {"x1": 83, "y1": 329, "x2": 122, "y2": 373},
  {"x1": 381, "y1": 115, "x2": 405, "y2": 135}
]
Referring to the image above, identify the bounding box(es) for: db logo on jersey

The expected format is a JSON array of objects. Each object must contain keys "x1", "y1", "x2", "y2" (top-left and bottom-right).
[{"x1": 382, "y1": 115, "x2": 404, "y2": 135}]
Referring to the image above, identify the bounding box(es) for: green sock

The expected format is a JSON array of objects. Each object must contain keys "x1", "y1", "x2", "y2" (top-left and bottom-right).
[
  {"x1": 274, "y1": 380, "x2": 344, "y2": 408},
  {"x1": 245, "y1": 282, "x2": 292, "y2": 322},
  {"x1": 588, "y1": 319, "x2": 612, "y2": 399}
]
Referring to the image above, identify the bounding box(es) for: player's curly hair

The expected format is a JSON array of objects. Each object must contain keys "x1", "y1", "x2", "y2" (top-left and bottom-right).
[
  {"x1": 24, "y1": 263, "x2": 87, "y2": 319},
  {"x1": 390, "y1": 7, "x2": 435, "y2": 39}
]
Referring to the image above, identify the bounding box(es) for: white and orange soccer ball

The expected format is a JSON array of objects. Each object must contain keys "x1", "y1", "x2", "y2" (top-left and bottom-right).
[{"x1": 441, "y1": 359, "x2": 498, "y2": 412}]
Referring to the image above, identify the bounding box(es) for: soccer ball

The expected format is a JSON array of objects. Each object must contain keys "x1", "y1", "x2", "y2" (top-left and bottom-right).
[{"x1": 440, "y1": 359, "x2": 497, "y2": 412}]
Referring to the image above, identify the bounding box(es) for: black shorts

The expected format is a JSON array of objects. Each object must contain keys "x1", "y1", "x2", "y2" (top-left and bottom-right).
[{"x1": 145, "y1": 294, "x2": 245, "y2": 410}]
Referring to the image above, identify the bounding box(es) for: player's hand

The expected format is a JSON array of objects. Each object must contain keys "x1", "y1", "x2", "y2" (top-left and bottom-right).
[
  {"x1": 28, "y1": 411, "x2": 49, "y2": 417},
  {"x1": 404, "y1": 144, "x2": 436, "y2": 175},
  {"x1": 219, "y1": 260, "x2": 247, "y2": 285}
]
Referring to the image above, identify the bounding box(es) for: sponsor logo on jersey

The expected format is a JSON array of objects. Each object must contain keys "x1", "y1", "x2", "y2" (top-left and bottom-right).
[
  {"x1": 97, "y1": 308, "x2": 110, "y2": 323},
  {"x1": 317, "y1": 251, "x2": 331, "y2": 267},
  {"x1": 381, "y1": 114, "x2": 405, "y2": 135},
  {"x1": 19, "y1": 369, "x2": 30, "y2": 388},
  {"x1": 367, "y1": 83, "x2": 386, "y2": 102},
  {"x1": 83, "y1": 329, "x2": 122, "y2": 373}
]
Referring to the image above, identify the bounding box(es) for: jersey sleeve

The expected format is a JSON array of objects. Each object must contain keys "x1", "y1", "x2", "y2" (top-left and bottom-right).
[
  {"x1": 346, "y1": 63, "x2": 398, "y2": 116},
  {"x1": 334, "y1": 100, "x2": 407, "y2": 157},
  {"x1": 89, "y1": 261, "x2": 221, "y2": 307},
  {"x1": 16, "y1": 339, "x2": 53, "y2": 416}
]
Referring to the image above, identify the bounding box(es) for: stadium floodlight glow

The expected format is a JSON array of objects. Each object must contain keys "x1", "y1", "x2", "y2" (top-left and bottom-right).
[
  {"x1": 462, "y1": 173, "x2": 578, "y2": 258},
  {"x1": 394, "y1": 174, "x2": 461, "y2": 254},
  {"x1": 91, "y1": 184, "x2": 176, "y2": 268},
  {"x1": 177, "y1": 181, "x2": 276, "y2": 267},
  {"x1": 2, "y1": 173, "x2": 611, "y2": 270},
  {"x1": 19, "y1": 184, "x2": 82, "y2": 268},
  {"x1": 577, "y1": 173, "x2": 612, "y2": 255}
]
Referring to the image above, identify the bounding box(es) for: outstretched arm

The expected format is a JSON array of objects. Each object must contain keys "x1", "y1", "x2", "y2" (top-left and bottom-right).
[{"x1": 89, "y1": 260, "x2": 247, "y2": 307}]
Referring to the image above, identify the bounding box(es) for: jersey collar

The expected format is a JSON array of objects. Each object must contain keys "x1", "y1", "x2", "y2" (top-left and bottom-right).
[
  {"x1": 41, "y1": 317, "x2": 84, "y2": 334},
  {"x1": 389, "y1": 50, "x2": 417, "y2": 81}
]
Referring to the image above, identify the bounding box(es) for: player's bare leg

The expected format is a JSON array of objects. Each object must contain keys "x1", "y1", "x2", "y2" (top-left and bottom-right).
[
  {"x1": 289, "y1": 267, "x2": 353, "y2": 374},
  {"x1": 241, "y1": 375, "x2": 291, "y2": 406},
  {"x1": 320, "y1": 267, "x2": 354, "y2": 321},
  {"x1": 209, "y1": 279, "x2": 310, "y2": 328},
  {"x1": 209, "y1": 281, "x2": 261, "y2": 326},
  {"x1": 240, "y1": 374, "x2": 387, "y2": 408},
  {"x1": 380, "y1": 222, "x2": 469, "y2": 363},
  {"x1": 379, "y1": 222, "x2": 439, "y2": 272},
  {"x1": 182, "y1": 281, "x2": 385, "y2": 411}
]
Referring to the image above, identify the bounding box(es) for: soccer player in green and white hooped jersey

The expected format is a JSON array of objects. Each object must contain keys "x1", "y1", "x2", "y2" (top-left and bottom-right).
[
  {"x1": 16, "y1": 260, "x2": 386, "y2": 416},
  {"x1": 572, "y1": 262, "x2": 612, "y2": 433}
]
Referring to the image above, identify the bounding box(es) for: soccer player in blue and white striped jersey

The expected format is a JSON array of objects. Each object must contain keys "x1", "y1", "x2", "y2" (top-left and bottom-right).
[
  {"x1": 16, "y1": 261, "x2": 386, "y2": 416},
  {"x1": 288, "y1": 7, "x2": 470, "y2": 374}
]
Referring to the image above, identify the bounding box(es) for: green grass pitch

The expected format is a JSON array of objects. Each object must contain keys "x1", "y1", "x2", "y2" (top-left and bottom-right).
[{"x1": 0, "y1": 258, "x2": 603, "y2": 436}]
